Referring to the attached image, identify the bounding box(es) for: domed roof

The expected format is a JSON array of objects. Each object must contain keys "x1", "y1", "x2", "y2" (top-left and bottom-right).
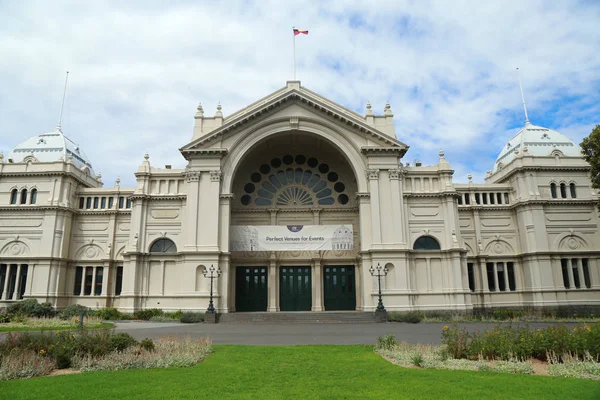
[
  {"x1": 6, "y1": 125, "x2": 95, "y2": 175},
  {"x1": 493, "y1": 122, "x2": 581, "y2": 172}
]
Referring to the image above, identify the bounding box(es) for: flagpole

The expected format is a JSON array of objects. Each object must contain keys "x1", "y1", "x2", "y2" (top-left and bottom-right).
[{"x1": 293, "y1": 27, "x2": 296, "y2": 80}]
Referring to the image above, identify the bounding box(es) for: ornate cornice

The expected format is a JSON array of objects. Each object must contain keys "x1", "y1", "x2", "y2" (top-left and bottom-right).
[{"x1": 361, "y1": 147, "x2": 406, "y2": 157}]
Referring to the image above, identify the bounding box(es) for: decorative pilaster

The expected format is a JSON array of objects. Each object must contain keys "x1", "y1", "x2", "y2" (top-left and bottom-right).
[
  {"x1": 312, "y1": 260, "x2": 323, "y2": 311},
  {"x1": 367, "y1": 169, "x2": 382, "y2": 245},
  {"x1": 184, "y1": 170, "x2": 201, "y2": 250},
  {"x1": 388, "y1": 168, "x2": 404, "y2": 244}
]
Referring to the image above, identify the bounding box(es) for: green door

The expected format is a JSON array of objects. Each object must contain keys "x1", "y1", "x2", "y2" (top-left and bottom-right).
[
  {"x1": 279, "y1": 266, "x2": 312, "y2": 311},
  {"x1": 235, "y1": 267, "x2": 268, "y2": 312},
  {"x1": 323, "y1": 266, "x2": 356, "y2": 311}
]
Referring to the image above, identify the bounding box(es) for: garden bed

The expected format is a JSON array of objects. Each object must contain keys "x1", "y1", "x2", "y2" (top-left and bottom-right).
[{"x1": 375, "y1": 323, "x2": 600, "y2": 380}]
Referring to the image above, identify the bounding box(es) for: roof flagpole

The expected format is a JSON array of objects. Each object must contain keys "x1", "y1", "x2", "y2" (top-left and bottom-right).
[
  {"x1": 293, "y1": 27, "x2": 296, "y2": 80},
  {"x1": 516, "y1": 67, "x2": 529, "y2": 125},
  {"x1": 58, "y1": 71, "x2": 69, "y2": 130}
]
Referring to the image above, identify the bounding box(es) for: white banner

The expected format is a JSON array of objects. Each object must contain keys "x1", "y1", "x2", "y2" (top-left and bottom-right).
[{"x1": 230, "y1": 225, "x2": 353, "y2": 251}]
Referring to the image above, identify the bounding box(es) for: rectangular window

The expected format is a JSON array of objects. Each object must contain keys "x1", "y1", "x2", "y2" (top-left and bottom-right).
[
  {"x1": 467, "y1": 263, "x2": 475, "y2": 292},
  {"x1": 118, "y1": 196, "x2": 124, "y2": 209},
  {"x1": 507, "y1": 262, "x2": 516, "y2": 291},
  {"x1": 95, "y1": 267, "x2": 103, "y2": 296},
  {"x1": 0, "y1": 264, "x2": 6, "y2": 299},
  {"x1": 489, "y1": 193, "x2": 495, "y2": 204},
  {"x1": 101, "y1": 197, "x2": 107, "y2": 209},
  {"x1": 84, "y1": 267, "x2": 93, "y2": 295},
  {"x1": 126, "y1": 198, "x2": 132, "y2": 208},
  {"x1": 486, "y1": 262, "x2": 495, "y2": 291},
  {"x1": 18, "y1": 265, "x2": 28, "y2": 299},
  {"x1": 572, "y1": 259, "x2": 581, "y2": 289},
  {"x1": 464, "y1": 193, "x2": 470, "y2": 205},
  {"x1": 561, "y1": 258, "x2": 570, "y2": 289},
  {"x1": 457, "y1": 196, "x2": 463, "y2": 205},
  {"x1": 93, "y1": 197, "x2": 99, "y2": 209},
  {"x1": 504, "y1": 193, "x2": 510, "y2": 204},
  {"x1": 482, "y1": 193, "x2": 488, "y2": 204},
  {"x1": 79, "y1": 197, "x2": 85, "y2": 209},
  {"x1": 475, "y1": 193, "x2": 481, "y2": 205},
  {"x1": 108, "y1": 197, "x2": 114, "y2": 208},
  {"x1": 497, "y1": 262, "x2": 506, "y2": 291},
  {"x1": 582, "y1": 259, "x2": 591, "y2": 289},
  {"x1": 497, "y1": 193, "x2": 502, "y2": 204},
  {"x1": 115, "y1": 266, "x2": 123, "y2": 296},
  {"x1": 74, "y1": 266, "x2": 83, "y2": 295},
  {"x1": 86, "y1": 197, "x2": 92, "y2": 209}
]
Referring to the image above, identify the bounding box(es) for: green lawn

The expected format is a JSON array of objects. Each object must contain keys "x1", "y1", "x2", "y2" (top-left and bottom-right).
[{"x1": 1, "y1": 345, "x2": 599, "y2": 399}]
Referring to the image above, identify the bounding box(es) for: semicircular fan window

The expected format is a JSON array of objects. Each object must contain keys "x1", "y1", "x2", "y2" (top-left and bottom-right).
[{"x1": 239, "y1": 154, "x2": 349, "y2": 207}]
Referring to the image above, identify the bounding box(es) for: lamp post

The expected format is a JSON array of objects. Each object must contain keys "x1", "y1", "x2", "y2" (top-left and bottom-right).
[
  {"x1": 369, "y1": 263, "x2": 388, "y2": 313},
  {"x1": 203, "y1": 264, "x2": 222, "y2": 314}
]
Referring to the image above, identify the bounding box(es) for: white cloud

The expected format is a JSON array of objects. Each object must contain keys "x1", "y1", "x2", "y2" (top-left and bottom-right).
[{"x1": 0, "y1": 0, "x2": 598, "y2": 186}]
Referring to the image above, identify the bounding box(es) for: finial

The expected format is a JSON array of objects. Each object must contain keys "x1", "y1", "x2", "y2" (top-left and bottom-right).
[
  {"x1": 467, "y1": 173, "x2": 473, "y2": 183},
  {"x1": 144, "y1": 153, "x2": 149, "y2": 161},
  {"x1": 56, "y1": 123, "x2": 62, "y2": 132},
  {"x1": 439, "y1": 149, "x2": 445, "y2": 159},
  {"x1": 0, "y1": 151, "x2": 3, "y2": 162},
  {"x1": 516, "y1": 68, "x2": 530, "y2": 125},
  {"x1": 217, "y1": 103, "x2": 222, "y2": 111},
  {"x1": 215, "y1": 103, "x2": 223, "y2": 118},
  {"x1": 96, "y1": 173, "x2": 102, "y2": 181},
  {"x1": 522, "y1": 146, "x2": 529, "y2": 154},
  {"x1": 384, "y1": 101, "x2": 393, "y2": 116},
  {"x1": 115, "y1": 177, "x2": 121, "y2": 187},
  {"x1": 195, "y1": 102, "x2": 204, "y2": 118},
  {"x1": 486, "y1": 170, "x2": 492, "y2": 177},
  {"x1": 366, "y1": 101, "x2": 372, "y2": 110}
]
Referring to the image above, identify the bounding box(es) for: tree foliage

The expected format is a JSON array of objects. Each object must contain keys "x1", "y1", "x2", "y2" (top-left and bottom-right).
[{"x1": 580, "y1": 124, "x2": 600, "y2": 210}]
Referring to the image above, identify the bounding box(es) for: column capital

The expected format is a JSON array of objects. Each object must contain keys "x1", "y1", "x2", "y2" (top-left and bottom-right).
[
  {"x1": 210, "y1": 170, "x2": 222, "y2": 182},
  {"x1": 388, "y1": 169, "x2": 402, "y2": 180},
  {"x1": 366, "y1": 169, "x2": 380, "y2": 180},
  {"x1": 184, "y1": 170, "x2": 201, "y2": 182}
]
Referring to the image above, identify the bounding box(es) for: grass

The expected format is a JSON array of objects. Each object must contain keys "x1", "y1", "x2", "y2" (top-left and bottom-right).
[{"x1": 1, "y1": 345, "x2": 599, "y2": 399}]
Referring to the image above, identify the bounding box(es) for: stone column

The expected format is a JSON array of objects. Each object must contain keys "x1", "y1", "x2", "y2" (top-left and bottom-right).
[
  {"x1": 2, "y1": 265, "x2": 11, "y2": 300},
  {"x1": 183, "y1": 171, "x2": 201, "y2": 251},
  {"x1": 367, "y1": 169, "x2": 382, "y2": 246},
  {"x1": 576, "y1": 259, "x2": 585, "y2": 289},
  {"x1": 389, "y1": 169, "x2": 404, "y2": 245},
  {"x1": 312, "y1": 260, "x2": 323, "y2": 311},
  {"x1": 479, "y1": 258, "x2": 489, "y2": 292},
  {"x1": 502, "y1": 262, "x2": 509, "y2": 291},
  {"x1": 101, "y1": 262, "x2": 110, "y2": 297},
  {"x1": 267, "y1": 258, "x2": 277, "y2": 312},
  {"x1": 492, "y1": 262, "x2": 498, "y2": 291},
  {"x1": 12, "y1": 264, "x2": 22, "y2": 300},
  {"x1": 91, "y1": 267, "x2": 97, "y2": 296},
  {"x1": 567, "y1": 259, "x2": 575, "y2": 289}
]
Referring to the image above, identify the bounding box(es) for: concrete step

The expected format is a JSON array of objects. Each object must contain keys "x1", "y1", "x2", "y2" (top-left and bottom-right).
[{"x1": 218, "y1": 311, "x2": 381, "y2": 324}]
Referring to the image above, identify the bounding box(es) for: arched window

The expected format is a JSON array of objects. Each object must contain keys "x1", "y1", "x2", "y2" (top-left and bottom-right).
[
  {"x1": 560, "y1": 183, "x2": 567, "y2": 199},
  {"x1": 30, "y1": 189, "x2": 37, "y2": 204},
  {"x1": 569, "y1": 183, "x2": 576, "y2": 198},
  {"x1": 413, "y1": 236, "x2": 441, "y2": 251},
  {"x1": 550, "y1": 183, "x2": 557, "y2": 199},
  {"x1": 10, "y1": 189, "x2": 18, "y2": 204},
  {"x1": 149, "y1": 238, "x2": 177, "y2": 253},
  {"x1": 20, "y1": 189, "x2": 28, "y2": 204}
]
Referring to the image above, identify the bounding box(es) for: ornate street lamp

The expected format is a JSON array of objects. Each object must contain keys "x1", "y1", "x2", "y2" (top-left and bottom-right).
[
  {"x1": 203, "y1": 264, "x2": 222, "y2": 314},
  {"x1": 369, "y1": 263, "x2": 388, "y2": 313}
]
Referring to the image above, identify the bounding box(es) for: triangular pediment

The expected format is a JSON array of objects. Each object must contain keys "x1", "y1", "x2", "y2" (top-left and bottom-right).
[{"x1": 180, "y1": 82, "x2": 408, "y2": 157}]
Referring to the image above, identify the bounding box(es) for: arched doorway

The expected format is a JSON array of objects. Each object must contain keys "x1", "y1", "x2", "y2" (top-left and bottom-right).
[{"x1": 228, "y1": 132, "x2": 360, "y2": 312}]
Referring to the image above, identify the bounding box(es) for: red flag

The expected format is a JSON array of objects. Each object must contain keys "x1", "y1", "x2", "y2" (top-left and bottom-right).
[{"x1": 293, "y1": 29, "x2": 308, "y2": 36}]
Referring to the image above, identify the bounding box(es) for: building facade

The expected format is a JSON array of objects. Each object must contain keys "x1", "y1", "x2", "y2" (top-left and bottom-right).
[{"x1": 1, "y1": 81, "x2": 599, "y2": 313}]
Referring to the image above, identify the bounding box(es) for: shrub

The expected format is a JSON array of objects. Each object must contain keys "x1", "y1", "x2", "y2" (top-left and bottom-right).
[
  {"x1": 0, "y1": 310, "x2": 10, "y2": 323},
  {"x1": 0, "y1": 349, "x2": 56, "y2": 381},
  {"x1": 60, "y1": 304, "x2": 92, "y2": 319},
  {"x1": 388, "y1": 312, "x2": 422, "y2": 324},
  {"x1": 134, "y1": 308, "x2": 163, "y2": 321},
  {"x1": 491, "y1": 309, "x2": 523, "y2": 321},
  {"x1": 180, "y1": 312, "x2": 204, "y2": 323},
  {"x1": 8, "y1": 299, "x2": 56, "y2": 318},
  {"x1": 140, "y1": 338, "x2": 155, "y2": 352},
  {"x1": 375, "y1": 333, "x2": 399, "y2": 350},
  {"x1": 411, "y1": 352, "x2": 424, "y2": 367},
  {"x1": 109, "y1": 333, "x2": 138, "y2": 352},
  {"x1": 94, "y1": 307, "x2": 125, "y2": 320}
]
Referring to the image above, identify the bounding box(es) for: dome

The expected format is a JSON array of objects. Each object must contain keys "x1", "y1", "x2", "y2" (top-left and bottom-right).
[
  {"x1": 6, "y1": 125, "x2": 95, "y2": 176},
  {"x1": 493, "y1": 122, "x2": 581, "y2": 172}
]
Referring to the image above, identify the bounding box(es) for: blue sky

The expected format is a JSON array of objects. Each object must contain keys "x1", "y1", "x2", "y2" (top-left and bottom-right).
[{"x1": 1, "y1": 0, "x2": 599, "y2": 187}]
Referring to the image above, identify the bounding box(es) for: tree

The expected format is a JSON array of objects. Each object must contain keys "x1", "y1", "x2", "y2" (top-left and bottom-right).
[{"x1": 580, "y1": 124, "x2": 600, "y2": 210}]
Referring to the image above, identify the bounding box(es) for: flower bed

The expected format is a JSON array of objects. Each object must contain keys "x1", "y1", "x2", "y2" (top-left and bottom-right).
[{"x1": 0, "y1": 331, "x2": 212, "y2": 381}]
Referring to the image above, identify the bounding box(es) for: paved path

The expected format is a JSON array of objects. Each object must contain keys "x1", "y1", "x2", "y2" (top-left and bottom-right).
[{"x1": 113, "y1": 321, "x2": 579, "y2": 346}]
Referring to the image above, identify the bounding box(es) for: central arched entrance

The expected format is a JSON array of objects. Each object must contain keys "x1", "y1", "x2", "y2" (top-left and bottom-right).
[{"x1": 228, "y1": 131, "x2": 361, "y2": 312}]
